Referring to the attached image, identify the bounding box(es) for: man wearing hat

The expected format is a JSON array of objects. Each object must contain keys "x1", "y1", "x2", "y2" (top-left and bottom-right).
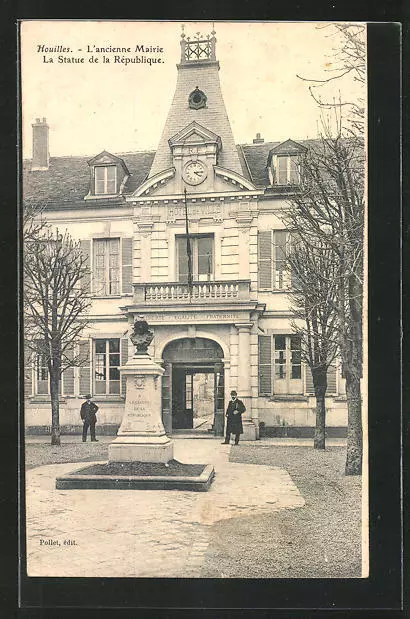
[
  {"x1": 80, "y1": 394, "x2": 99, "y2": 442},
  {"x1": 222, "y1": 390, "x2": 246, "y2": 445}
]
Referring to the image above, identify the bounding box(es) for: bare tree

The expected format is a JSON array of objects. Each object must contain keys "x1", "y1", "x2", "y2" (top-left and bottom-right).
[
  {"x1": 24, "y1": 225, "x2": 92, "y2": 445},
  {"x1": 297, "y1": 23, "x2": 366, "y2": 138},
  {"x1": 285, "y1": 117, "x2": 364, "y2": 474},
  {"x1": 22, "y1": 198, "x2": 48, "y2": 243},
  {"x1": 285, "y1": 233, "x2": 339, "y2": 450}
]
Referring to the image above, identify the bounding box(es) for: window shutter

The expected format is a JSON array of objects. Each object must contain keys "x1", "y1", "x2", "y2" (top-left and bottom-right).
[
  {"x1": 24, "y1": 345, "x2": 33, "y2": 397},
  {"x1": 305, "y1": 364, "x2": 337, "y2": 395},
  {"x1": 258, "y1": 231, "x2": 273, "y2": 290},
  {"x1": 79, "y1": 339, "x2": 91, "y2": 396},
  {"x1": 258, "y1": 335, "x2": 272, "y2": 395},
  {"x1": 62, "y1": 345, "x2": 75, "y2": 395},
  {"x1": 327, "y1": 364, "x2": 337, "y2": 395},
  {"x1": 305, "y1": 365, "x2": 315, "y2": 395},
  {"x1": 80, "y1": 240, "x2": 91, "y2": 294},
  {"x1": 121, "y1": 238, "x2": 133, "y2": 294},
  {"x1": 121, "y1": 338, "x2": 129, "y2": 396}
]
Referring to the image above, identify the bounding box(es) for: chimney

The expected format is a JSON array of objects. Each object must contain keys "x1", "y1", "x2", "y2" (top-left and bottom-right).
[
  {"x1": 31, "y1": 117, "x2": 49, "y2": 170},
  {"x1": 253, "y1": 132, "x2": 264, "y2": 144}
]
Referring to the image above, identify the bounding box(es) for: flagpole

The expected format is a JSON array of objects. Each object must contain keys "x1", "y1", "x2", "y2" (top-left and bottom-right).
[{"x1": 184, "y1": 187, "x2": 193, "y2": 299}]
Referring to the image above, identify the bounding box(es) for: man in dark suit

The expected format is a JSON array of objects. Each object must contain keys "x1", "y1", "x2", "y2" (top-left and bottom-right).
[
  {"x1": 80, "y1": 394, "x2": 99, "y2": 442},
  {"x1": 222, "y1": 390, "x2": 246, "y2": 445}
]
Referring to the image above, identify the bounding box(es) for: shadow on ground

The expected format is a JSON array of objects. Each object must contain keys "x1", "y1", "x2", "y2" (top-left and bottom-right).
[{"x1": 200, "y1": 444, "x2": 362, "y2": 578}]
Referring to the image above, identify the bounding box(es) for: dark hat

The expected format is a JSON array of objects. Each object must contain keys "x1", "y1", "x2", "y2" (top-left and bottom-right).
[
  {"x1": 85, "y1": 394, "x2": 92, "y2": 399},
  {"x1": 230, "y1": 390, "x2": 237, "y2": 396}
]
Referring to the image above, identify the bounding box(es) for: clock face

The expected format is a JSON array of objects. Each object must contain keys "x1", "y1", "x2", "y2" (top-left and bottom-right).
[{"x1": 183, "y1": 160, "x2": 207, "y2": 185}]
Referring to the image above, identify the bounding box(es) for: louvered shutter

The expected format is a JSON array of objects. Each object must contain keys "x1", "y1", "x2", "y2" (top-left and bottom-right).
[
  {"x1": 121, "y1": 238, "x2": 133, "y2": 294},
  {"x1": 24, "y1": 345, "x2": 33, "y2": 397},
  {"x1": 305, "y1": 364, "x2": 337, "y2": 395},
  {"x1": 80, "y1": 240, "x2": 91, "y2": 294},
  {"x1": 62, "y1": 344, "x2": 75, "y2": 395},
  {"x1": 327, "y1": 364, "x2": 337, "y2": 395},
  {"x1": 79, "y1": 339, "x2": 91, "y2": 396},
  {"x1": 121, "y1": 338, "x2": 129, "y2": 396},
  {"x1": 258, "y1": 231, "x2": 273, "y2": 290},
  {"x1": 258, "y1": 335, "x2": 272, "y2": 395},
  {"x1": 305, "y1": 365, "x2": 315, "y2": 395}
]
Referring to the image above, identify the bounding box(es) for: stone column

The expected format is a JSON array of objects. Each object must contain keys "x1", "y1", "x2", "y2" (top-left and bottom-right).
[{"x1": 235, "y1": 322, "x2": 257, "y2": 440}]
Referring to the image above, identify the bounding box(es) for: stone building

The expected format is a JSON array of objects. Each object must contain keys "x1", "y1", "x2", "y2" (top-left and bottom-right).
[{"x1": 23, "y1": 28, "x2": 347, "y2": 438}]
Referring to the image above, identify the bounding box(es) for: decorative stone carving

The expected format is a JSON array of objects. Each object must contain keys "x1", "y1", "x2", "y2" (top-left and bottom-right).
[{"x1": 130, "y1": 315, "x2": 154, "y2": 355}]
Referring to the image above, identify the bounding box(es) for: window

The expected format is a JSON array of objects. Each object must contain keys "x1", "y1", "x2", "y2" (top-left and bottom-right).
[
  {"x1": 36, "y1": 352, "x2": 49, "y2": 395},
  {"x1": 93, "y1": 238, "x2": 120, "y2": 295},
  {"x1": 35, "y1": 352, "x2": 62, "y2": 395},
  {"x1": 258, "y1": 335, "x2": 302, "y2": 395},
  {"x1": 176, "y1": 235, "x2": 214, "y2": 282},
  {"x1": 94, "y1": 339, "x2": 121, "y2": 395},
  {"x1": 258, "y1": 230, "x2": 292, "y2": 290},
  {"x1": 276, "y1": 155, "x2": 300, "y2": 185},
  {"x1": 94, "y1": 165, "x2": 117, "y2": 195}
]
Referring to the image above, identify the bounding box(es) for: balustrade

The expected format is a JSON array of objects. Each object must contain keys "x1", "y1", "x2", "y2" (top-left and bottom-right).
[{"x1": 133, "y1": 280, "x2": 251, "y2": 304}]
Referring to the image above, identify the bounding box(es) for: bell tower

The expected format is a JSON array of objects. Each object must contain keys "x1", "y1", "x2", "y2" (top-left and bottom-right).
[{"x1": 148, "y1": 25, "x2": 243, "y2": 180}]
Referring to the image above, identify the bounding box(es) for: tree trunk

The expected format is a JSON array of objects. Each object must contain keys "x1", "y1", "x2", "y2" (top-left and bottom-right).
[
  {"x1": 50, "y1": 368, "x2": 61, "y2": 446},
  {"x1": 312, "y1": 366, "x2": 327, "y2": 450},
  {"x1": 344, "y1": 270, "x2": 363, "y2": 475},
  {"x1": 314, "y1": 393, "x2": 326, "y2": 449},
  {"x1": 345, "y1": 370, "x2": 362, "y2": 475}
]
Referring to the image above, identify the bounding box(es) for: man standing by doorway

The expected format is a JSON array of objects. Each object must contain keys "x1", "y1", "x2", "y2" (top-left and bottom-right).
[
  {"x1": 222, "y1": 390, "x2": 246, "y2": 445},
  {"x1": 80, "y1": 394, "x2": 99, "y2": 442}
]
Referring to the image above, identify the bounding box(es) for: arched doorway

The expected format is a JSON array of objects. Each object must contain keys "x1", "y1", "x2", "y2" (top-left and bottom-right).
[{"x1": 162, "y1": 338, "x2": 225, "y2": 436}]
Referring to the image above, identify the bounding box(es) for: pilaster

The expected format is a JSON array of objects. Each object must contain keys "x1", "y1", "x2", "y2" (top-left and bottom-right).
[{"x1": 235, "y1": 322, "x2": 257, "y2": 440}]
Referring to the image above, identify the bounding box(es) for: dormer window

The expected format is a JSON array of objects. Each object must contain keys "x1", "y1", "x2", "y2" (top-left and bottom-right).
[
  {"x1": 86, "y1": 151, "x2": 130, "y2": 200},
  {"x1": 267, "y1": 139, "x2": 307, "y2": 187},
  {"x1": 276, "y1": 155, "x2": 300, "y2": 185},
  {"x1": 95, "y1": 165, "x2": 117, "y2": 195}
]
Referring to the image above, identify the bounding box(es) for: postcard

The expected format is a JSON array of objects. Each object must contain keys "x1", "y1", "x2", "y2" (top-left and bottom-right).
[{"x1": 20, "y1": 20, "x2": 369, "y2": 585}]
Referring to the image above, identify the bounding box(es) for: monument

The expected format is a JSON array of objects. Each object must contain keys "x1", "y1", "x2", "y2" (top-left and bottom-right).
[
  {"x1": 108, "y1": 316, "x2": 174, "y2": 463},
  {"x1": 56, "y1": 317, "x2": 214, "y2": 491}
]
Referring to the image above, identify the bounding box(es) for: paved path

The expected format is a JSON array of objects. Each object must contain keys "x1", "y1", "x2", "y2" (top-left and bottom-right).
[{"x1": 26, "y1": 439, "x2": 305, "y2": 578}]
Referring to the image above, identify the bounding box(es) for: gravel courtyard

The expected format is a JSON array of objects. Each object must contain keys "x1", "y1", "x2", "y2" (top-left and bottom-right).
[
  {"x1": 200, "y1": 443, "x2": 363, "y2": 578},
  {"x1": 24, "y1": 437, "x2": 363, "y2": 578}
]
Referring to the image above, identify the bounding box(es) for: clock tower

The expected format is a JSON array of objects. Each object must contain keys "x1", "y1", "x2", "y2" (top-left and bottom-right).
[{"x1": 147, "y1": 26, "x2": 245, "y2": 193}]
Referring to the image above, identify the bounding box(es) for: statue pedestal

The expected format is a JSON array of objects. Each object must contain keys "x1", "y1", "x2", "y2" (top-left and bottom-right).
[{"x1": 108, "y1": 354, "x2": 173, "y2": 463}]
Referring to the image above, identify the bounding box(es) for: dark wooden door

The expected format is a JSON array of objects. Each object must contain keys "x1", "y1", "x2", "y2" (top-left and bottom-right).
[{"x1": 172, "y1": 367, "x2": 193, "y2": 429}]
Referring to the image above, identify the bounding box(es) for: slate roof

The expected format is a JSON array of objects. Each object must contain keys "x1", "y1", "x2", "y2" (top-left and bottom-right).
[
  {"x1": 23, "y1": 151, "x2": 155, "y2": 208},
  {"x1": 22, "y1": 139, "x2": 314, "y2": 208}
]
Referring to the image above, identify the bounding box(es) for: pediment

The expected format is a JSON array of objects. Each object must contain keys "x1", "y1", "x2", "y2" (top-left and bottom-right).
[
  {"x1": 128, "y1": 167, "x2": 176, "y2": 198},
  {"x1": 267, "y1": 139, "x2": 307, "y2": 163},
  {"x1": 214, "y1": 165, "x2": 257, "y2": 191},
  {"x1": 169, "y1": 121, "x2": 222, "y2": 150},
  {"x1": 184, "y1": 131, "x2": 206, "y2": 143},
  {"x1": 87, "y1": 150, "x2": 130, "y2": 174}
]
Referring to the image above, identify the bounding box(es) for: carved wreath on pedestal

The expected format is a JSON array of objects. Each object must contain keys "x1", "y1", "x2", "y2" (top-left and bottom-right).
[{"x1": 129, "y1": 315, "x2": 154, "y2": 355}]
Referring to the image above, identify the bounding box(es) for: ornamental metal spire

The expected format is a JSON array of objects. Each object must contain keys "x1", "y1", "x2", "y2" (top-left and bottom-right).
[{"x1": 180, "y1": 23, "x2": 217, "y2": 64}]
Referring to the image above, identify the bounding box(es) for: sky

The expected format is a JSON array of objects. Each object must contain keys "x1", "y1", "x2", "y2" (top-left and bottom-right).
[{"x1": 21, "y1": 21, "x2": 366, "y2": 159}]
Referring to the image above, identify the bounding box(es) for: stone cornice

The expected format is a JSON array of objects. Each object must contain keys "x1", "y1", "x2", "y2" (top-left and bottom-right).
[
  {"x1": 120, "y1": 302, "x2": 259, "y2": 315},
  {"x1": 129, "y1": 189, "x2": 263, "y2": 205}
]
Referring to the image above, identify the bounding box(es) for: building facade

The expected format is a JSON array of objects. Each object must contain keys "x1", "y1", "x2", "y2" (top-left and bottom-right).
[{"x1": 23, "y1": 29, "x2": 347, "y2": 438}]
